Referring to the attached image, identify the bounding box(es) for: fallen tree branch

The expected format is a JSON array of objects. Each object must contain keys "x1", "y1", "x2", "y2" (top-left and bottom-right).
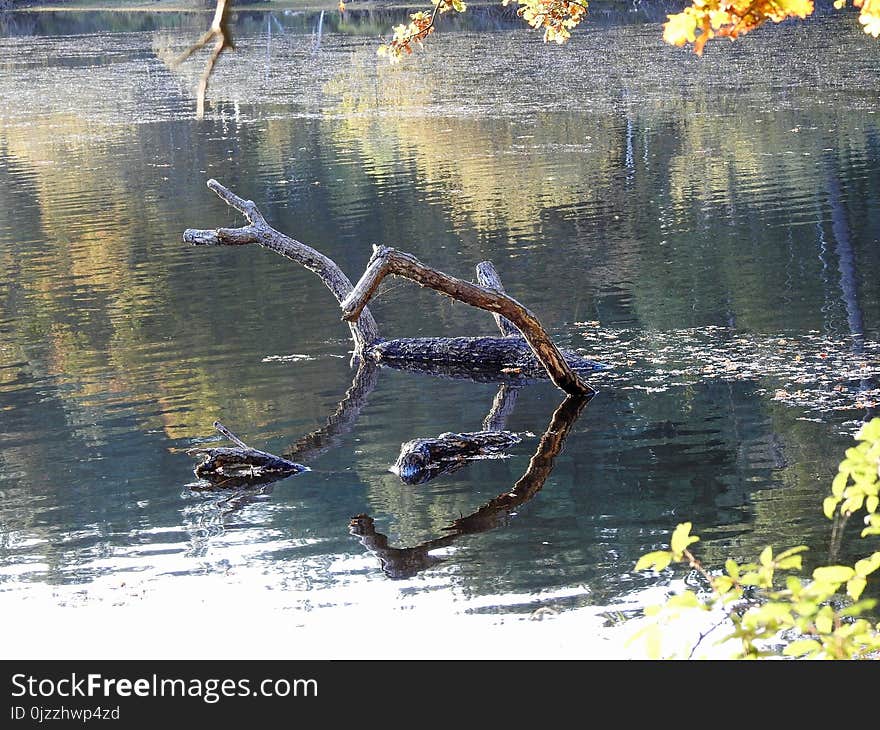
[
  {"x1": 342, "y1": 246, "x2": 595, "y2": 396},
  {"x1": 391, "y1": 382, "x2": 521, "y2": 485},
  {"x1": 189, "y1": 420, "x2": 307, "y2": 489},
  {"x1": 183, "y1": 179, "x2": 381, "y2": 354},
  {"x1": 392, "y1": 430, "x2": 522, "y2": 485},
  {"x1": 184, "y1": 181, "x2": 602, "y2": 390}
]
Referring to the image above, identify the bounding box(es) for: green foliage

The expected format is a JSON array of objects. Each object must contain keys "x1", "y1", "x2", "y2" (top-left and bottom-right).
[{"x1": 631, "y1": 418, "x2": 880, "y2": 660}]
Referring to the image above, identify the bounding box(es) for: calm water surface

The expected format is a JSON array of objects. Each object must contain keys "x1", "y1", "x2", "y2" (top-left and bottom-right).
[{"x1": 1, "y1": 7, "x2": 879, "y2": 657}]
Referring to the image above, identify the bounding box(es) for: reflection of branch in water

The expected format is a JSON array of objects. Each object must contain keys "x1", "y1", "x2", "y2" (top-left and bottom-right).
[
  {"x1": 482, "y1": 384, "x2": 520, "y2": 431},
  {"x1": 283, "y1": 359, "x2": 380, "y2": 463},
  {"x1": 170, "y1": 0, "x2": 234, "y2": 119},
  {"x1": 350, "y1": 394, "x2": 590, "y2": 579}
]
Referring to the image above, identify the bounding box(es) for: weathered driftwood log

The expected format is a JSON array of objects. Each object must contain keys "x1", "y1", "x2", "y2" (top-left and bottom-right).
[
  {"x1": 184, "y1": 181, "x2": 602, "y2": 394},
  {"x1": 342, "y1": 245, "x2": 595, "y2": 396},
  {"x1": 371, "y1": 336, "x2": 602, "y2": 381},
  {"x1": 392, "y1": 430, "x2": 522, "y2": 485},
  {"x1": 189, "y1": 421, "x2": 307, "y2": 490},
  {"x1": 351, "y1": 393, "x2": 588, "y2": 578}
]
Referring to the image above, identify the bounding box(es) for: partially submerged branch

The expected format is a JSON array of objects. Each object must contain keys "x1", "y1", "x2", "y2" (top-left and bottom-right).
[
  {"x1": 184, "y1": 181, "x2": 601, "y2": 391},
  {"x1": 189, "y1": 420, "x2": 307, "y2": 489},
  {"x1": 351, "y1": 392, "x2": 589, "y2": 578},
  {"x1": 183, "y1": 179, "x2": 381, "y2": 354},
  {"x1": 343, "y1": 245, "x2": 595, "y2": 396},
  {"x1": 392, "y1": 430, "x2": 522, "y2": 485}
]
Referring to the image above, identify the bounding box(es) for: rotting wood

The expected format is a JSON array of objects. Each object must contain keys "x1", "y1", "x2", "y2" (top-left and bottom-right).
[
  {"x1": 188, "y1": 420, "x2": 307, "y2": 490},
  {"x1": 392, "y1": 430, "x2": 522, "y2": 485},
  {"x1": 390, "y1": 382, "x2": 521, "y2": 485},
  {"x1": 371, "y1": 336, "x2": 601, "y2": 381},
  {"x1": 342, "y1": 245, "x2": 595, "y2": 396}
]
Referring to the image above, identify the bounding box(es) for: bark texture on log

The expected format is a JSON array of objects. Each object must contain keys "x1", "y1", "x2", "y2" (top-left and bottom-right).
[
  {"x1": 189, "y1": 421, "x2": 307, "y2": 490},
  {"x1": 370, "y1": 336, "x2": 603, "y2": 381},
  {"x1": 183, "y1": 180, "x2": 380, "y2": 353},
  {"x1": 392, "y1": 430, "x2": 522, "y2": 485},
  {"x1": 342, "y1": 246, "x2": 595, "y2": 396}
]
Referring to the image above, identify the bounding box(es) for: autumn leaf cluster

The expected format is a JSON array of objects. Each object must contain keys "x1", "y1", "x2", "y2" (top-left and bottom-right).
[{"x1": 377, "y1": 0, "x2": 880, "y2": 59}]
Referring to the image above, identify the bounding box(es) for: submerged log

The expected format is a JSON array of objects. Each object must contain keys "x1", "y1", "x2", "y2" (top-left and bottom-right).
[
  {"x1": 189, "y1": 421, "x2": 307, "y2": 490},
  {"x1": 392, "y1": 430, "x2": 522, "y2": 485},
  {"x1": 370, "y1": 336, "x2": 603, "y2": 381},
  {"x1": 342, "y1": 245, "x2": 595, "y2": 396}
]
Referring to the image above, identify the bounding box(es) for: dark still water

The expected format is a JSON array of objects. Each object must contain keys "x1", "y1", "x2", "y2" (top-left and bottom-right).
[{"x1": 1, "y1": 7, "x2": 879, "y2": 658}]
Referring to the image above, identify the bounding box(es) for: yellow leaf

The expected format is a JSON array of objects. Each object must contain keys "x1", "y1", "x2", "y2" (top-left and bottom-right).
[
  {"x1": 670, "y1": 522, "x2": 699, "y2": 556},
  {"x1": 847, "y1": 576, "x2": 867, "y2": 601},
  {"x1": 635, "y1": 550, "x2": 673, "y2": 573},
  {"x1": 813, "y1": 565, "x2": 856, "y2": 584},
  {"x1": 779, "y1": 0, "x2": 814, "y2": 18},
  {"x1": 663, "y1": 11, "x2": 698, "y2": 46}
]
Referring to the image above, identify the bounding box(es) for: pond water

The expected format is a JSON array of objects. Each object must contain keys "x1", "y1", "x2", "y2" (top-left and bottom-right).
[{"x1": 1, "y1": 5, "x2": 879, "y2": 659}]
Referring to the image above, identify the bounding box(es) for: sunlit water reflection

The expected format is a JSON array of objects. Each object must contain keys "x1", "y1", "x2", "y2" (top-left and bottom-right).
[{"x1": 0, "y1": 7, "x2": 879, "y2": 658}]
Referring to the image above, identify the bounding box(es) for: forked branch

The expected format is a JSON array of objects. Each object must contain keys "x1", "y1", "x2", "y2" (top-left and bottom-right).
[
  {"x1": 342, "y1": 246, "x2": 594, "y2": 396},
  {"x1": 183, "y1": 179, "x2": 381, "y2": 353}
]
